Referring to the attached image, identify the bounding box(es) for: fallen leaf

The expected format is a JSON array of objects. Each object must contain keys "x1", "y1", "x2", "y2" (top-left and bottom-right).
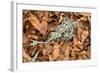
[
  {"x1": 81, "y1": 30, "x2": 89, "y2": 43},
  {"x1": 77, "y1": 23, "x2": 82, "y2": 40},
  {"x1": 81, "y1": 13, "x2": 91, "y2": 17},
  {"x1": 70, "y1": 49, "x2": 77, "y2": 59},
  {"x1": 80, "y1": 17, "x2": 87, "y2": 21},
  {"x1": 23, "y1": 34, "x2": 30, "y2": 45},
  {"x1": 76, "y1": 41, "x2": 83, "y2": 49},
  {"x1": 26, "y1": 12, "x2": 47, "y2": 35},
  {"x1": 23, "y1": 49, "x2": 31, "y2": 61},
  {"x1": 53, "y1": 44, "x2": 60, "y2": 59},
  {"x1": 41, "y1": 48, "x2": 47, "y2": 56},
  {"x1": 28, "y1": 34, "x2": 39, "y2": 39},
  {"x1": 48, "y1": 44, "x2": 60, "y2": 61},
  {"x1": 44, "y1": 44, "x2": 53, "y2": 55},
  {"x1": 73, "y1": 36, "x2": 83, "y2": 50},
  {"x1": 58, "y1": 13, "x2": 65, "y2": 23},
  {"x1": 40, "y1": 20, "x2": 47, "y2": 34}
]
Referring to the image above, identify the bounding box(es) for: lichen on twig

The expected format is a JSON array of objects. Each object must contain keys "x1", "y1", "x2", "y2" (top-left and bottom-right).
[{"x1": 31, "y1": 17, "x2": 75, "y2": 47}]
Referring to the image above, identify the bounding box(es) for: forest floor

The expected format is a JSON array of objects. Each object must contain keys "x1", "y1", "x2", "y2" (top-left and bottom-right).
[{"x1": 22, "y1": 10, "x2": 91, "y2": 62}]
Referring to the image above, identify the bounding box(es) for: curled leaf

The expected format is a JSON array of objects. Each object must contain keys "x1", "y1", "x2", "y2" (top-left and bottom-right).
[
  {"x1": 81, "y1": 30, "x2": 89, "y2": 43},
  {"x1": 23, "y1": 49, "x2": 31, "y2": 61},
  {"x1": 48, "y1": 44, "x2": 60, "y2": 61},
  {"x1": 77, "y1": 23, "x2": 82, "y2": 40},
  {"x1": 81, "y1": 13, "x2": 91, "y2": 17},
  {"x1": 28, "y1": 34, "x2": 39, "y2": 39},
  {"x1": 26, "y1": 12, "x2": 47, "y2": 35}
]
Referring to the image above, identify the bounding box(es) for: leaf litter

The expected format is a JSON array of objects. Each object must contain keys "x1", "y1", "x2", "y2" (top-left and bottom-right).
[{"x1": 23, "y1": 10, "x2": 91, "y2": 62}]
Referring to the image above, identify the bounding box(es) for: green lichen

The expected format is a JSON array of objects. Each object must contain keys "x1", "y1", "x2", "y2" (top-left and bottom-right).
[
  {"x1": 47, "y1": 17, "x2": 75, "y2": 41},
  {"x1": 31, "y1": 50, "x2": 40, "y2": 62},
  {"x1": 30, "y1": 40, "x2": 38, "y2": 47},
  {"x1": 31, "y1": 17, "x2": 75, "y2": 47}
]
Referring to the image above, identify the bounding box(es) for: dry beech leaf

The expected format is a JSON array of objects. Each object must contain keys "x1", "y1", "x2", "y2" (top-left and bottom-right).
[
  {"x1": 73, "y1": 37, "x2": 77, "y2": 47},
  {"x1": 48, "y1": 54, "x2": 53, "y2": 61},
  {"x1": 64, "y1": 46, "x2": 70, "y2": 56},
  {"x1": 28, "y1": 34, "x2": 39, "y2": 39},
  {"x1": 27, "y1": 12, "x2": 47, "y2": 35},
  {"x1": 23, "y1": 34, "x2": 30, "y2": 45},
  {"x1": 58, "y1": 54, "x2": 65, "y2": 60},
  {"x1": 41, "y1": 20, "x2": 47, "y2": 33},
  {"x1": 82, "y1": 55, "x2": 88, "y2": 59},
  {"x1": 22, "y1": 49, "x2": 31, "y2": 61},
  {"x1": 78, "y1": 55, "x2": 84, "y2": 60},
  {"x1": 53, "y1": 44, "x2": 60, "y2": 58},
  {"x1": 48, "y1": 44, "x2": 60, "y2": 61},
  {"x1": 45, "y1": 44, "x2": 53, "y2": 55},
  {"x1": 41, "y1": 48, "x2": 47, "y2": 56},
  {"x1": 70, "y1": 49, "x2": 76, "y2": 59},
  {"x1": 37, "y1": 11, "x2": 49, "y2": 20},
  {"x1": 76, "y1": 41, "x2": 83, "y2": 49},
  {"x1": 77, "y1": 23, "x2": 82, "y2": 40},
  {"x1": 88, "y1": 16, "x2": 91, "y2": 23},
  {"x1": 81, "y1": 13, "x2": 91, "y2": 17},
  {"x1": 48, "y1": 25, "x2": 57, "y2": 32},
  {"x1": 62, "y1": 42, "x2": 70, "y2": 56},
  {"x1": 74, "y1": 47, "x2": 80, "y2": 52},
  {"x1": 80, "y1": 17, "x2": 87, "y2": 21},
  {"x1": 63, "y1": 56, "x2": 70, "y2": 60},
  {"x1": 39, "y1": 44, "x2": 47, "y2": 56},
  {"x1": 58, "y1": 13, "x2": 65, "y2": 23},
  {"x1": 81, "y1": 30, "x2": 89, "y2": 43},
  {"x1": 79, "y1": 50, "x2": 88, "y2": 55},
  {"x1": 42, "y1": 16, "x2": 48, "y2": 22},
  {"x1": 73, "y1": 36, "x2": 83, "y2": 50},
  {"x1": 79, "y1": 51, "x2": 89, "y2": 59}
]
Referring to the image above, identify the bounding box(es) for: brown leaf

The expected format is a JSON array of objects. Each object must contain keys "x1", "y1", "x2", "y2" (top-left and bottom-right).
[
  {"x1": 73, "y1": 36, "x2": 83, "y2": 50},
  {"x1": 70, "y1": 49, "x2": 77, "y2": 59},
  {"x1": 79, "y1": 50, "x2": 89, "y2": 59},
  {"x1": 44, "y1": 44, "x2": 53, "y2": 55},
  {"x1": 79, "y1": 50, "x2": 88, "y2": 55},
  {"x1": 64, "y1": 46, "x2": 70, "y2": 56},
  {"x1": 81, "y1": 30, "x2": 89, "y2": 43},
  {"x1": 58, "y1": 13, "x2": 65, "y2": 23},
  {"x1": 23, "y1": 34, "x2": 30, "y2": 45},
  {"x1": 80, "y1": 17, "x2": 87, "y2": 21},
  {"x1": 53, "y1": 44, "x2": 60, "y2": 58},
  {"x1": 40, "y1": 21, "x2": 47, "y2": 34},
  {"x1": 27, "y1": 12, "x2": 47, "y2": 35},
  {"x1": 77, "y1": 23, "x2": 82, "y2": 40},
  {"x1": 76, "y1": 41, "x2": 83, "y2": 49},
  {"x1": 23, "y1": 49, "x2": 31, "y2": 61},
  {"x1": 81, "y1": 13, "x2": 91, "y2": 17},
  {"x1": 28, "y1": 34, "x2": 39, "y2": 39},
  {"x1": 48, "y1": 44, "x2": 60, "y2": 61},
  {"x1": 41, "y1": 48, "x2": 47, "y2": 56},
  {"x1": 37, "y1": 11, "x2": 49, "y2": 21}
]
